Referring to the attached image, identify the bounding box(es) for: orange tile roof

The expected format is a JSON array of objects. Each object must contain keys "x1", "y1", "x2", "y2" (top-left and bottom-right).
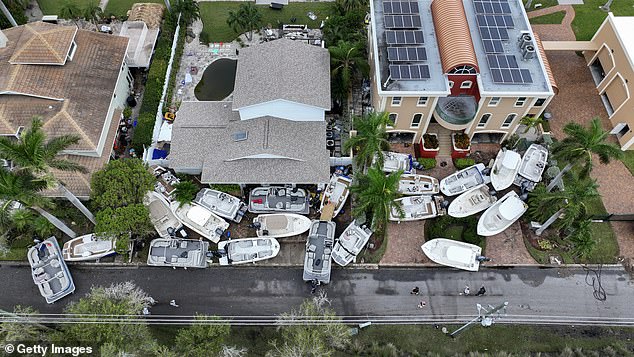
[
  {"x1": 9, "y1": 22, "x2": 77, "y2": 65},
  {"x1": 533, "y1": 33, "x2": 558, "y2": 95},
  {"x1": 431, "y1": 0, "x2": 479, "y2": 73}
]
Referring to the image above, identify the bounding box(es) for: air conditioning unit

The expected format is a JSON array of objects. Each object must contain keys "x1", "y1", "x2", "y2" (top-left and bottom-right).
[
  {"x1": 522, "y1": 45, "x2": 536, "y2": 60},
  {"x1": 519, "y1": 33, "x2": 533, "y2": 50}
]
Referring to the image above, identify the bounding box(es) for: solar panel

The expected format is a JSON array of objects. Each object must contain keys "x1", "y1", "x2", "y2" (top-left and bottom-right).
[
  {"x1": 384, "y1": 15, "x2": 422, "y2": 29},
  {"x1": 390, "y1": 64, "x2": 430, "y2": 80},
  {"x1": 387, "y1": 46, "x2": 427, "y2": 62},
  {"x1": 383, "y1": 1, "x2": 419, "y2": 14},
  {"x1": 473, "y1": 0, "x2": 511, "y2": 14},
  {"x1": 486, "y1": 54, "x2": 533, "y2": 84},
  {"x1": 385, "y1": 30, "x2": 424, "y2": 45}
]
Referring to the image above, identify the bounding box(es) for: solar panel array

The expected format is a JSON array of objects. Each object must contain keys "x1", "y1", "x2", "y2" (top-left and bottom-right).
[
  {"x1": 389, "y1": 64, "x2": 430, "y2": 80},
  {"x1": 383, "y1": 0, "x2": 429, "y2": 80},
  {"x1": 387, "y1": 47, "x2": 427, "y2": 62},
  {"x1": 384, "y1": 15, "x2": 422, "y2": 29},
  {"x1": 383, "y1": 0, "x2": 419, "y2": 14},
  {"x1": 474, "y1": 0, "x2": 534, "y2": 84},
  {"x1": 385, "y1": 30, "x2": 424, "y2": 45}
]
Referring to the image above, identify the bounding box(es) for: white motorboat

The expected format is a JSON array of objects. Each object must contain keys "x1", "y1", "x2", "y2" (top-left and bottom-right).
[
  {"x1": 217, "y1": 237, "x2": 280, "y2": 265},
  {"x1": 319, "y1": 174, "x2": 352, "y2": 218},
  {"x1": 447, "y1": 184, "x2": 497, "y2": 218},
  {"x1": 398, "y1": 174, "x2": 439, "y2": 195},
  {"x1": 477, "y1": 191, "x2": 528, "y2": 236},
  {"x1": 252, "y1": 213, "x2": 311, "y2": 238},
  {"x1": 376, "y1": 151, "x2": 412, "y2": 173},
  {"x1": 147, "y1": 238, "x2": 209, "y2": 268},
  {"x1": 62, "y1": 234, "x2": 116, "y2": 262},
  {"x1": 389, "y1": 195, "x2": 437, "y2": 222},
  {"x1": 248, "y1": 187, "x2": 310, "y2": 214},
  {"x1": 28, "y1": 237, "x2": 75, "y2": 304},
  {"x1": 518, "y1": 144, "x2": 548, "y2": 182},
  {"x1": 144, "y1": 190, "x2": 183, "y2": 238},
  {"x1": 421, "y1": 238, "x2": 482, "y2": 271},
  {"x1": 194, "y1": 188, "x2": 247, "y2": 223},
  {"x1": 171, "y1": 202, "x2": 229, "y2": 243},
  {"x1": 303, "y1": 220, "x2": 336, "y2": 284},
  {"x1": 331, "y1": 221, "x2": 373, "y2": 267},
  {"x1": 490, "y1": 149, "x2": 522, "y2": 191},
  {"x1": 440, "y1": 163, "x2": 487, "y2": 196}
]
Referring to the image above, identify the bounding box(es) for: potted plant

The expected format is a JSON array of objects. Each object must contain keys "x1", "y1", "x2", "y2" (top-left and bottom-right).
[
  {"x1": 418, "y1": 133, "x2": 439, "y2": 158},
  {"x1": 451, "y1": 132, "x2": 471, "y2": 159}
]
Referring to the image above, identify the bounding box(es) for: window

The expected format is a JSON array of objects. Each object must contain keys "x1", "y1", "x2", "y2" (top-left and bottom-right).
[
  {"x1": 534, "y1": 98, "x2": 547, "y2": 107},
  {"x1": 488, "y1": 97, "x2": 501, "y2": 106},
  {"x1": 411, "y1": 113, "x2": 423, "y2": 128},
  {"x1": 388, "y1": 113, "x2": 397, "y2": 127},
  {"x1": 448, "y1": 81, "x2": 454, "y2": 88},
  {"x1": 477, "y1": 113, "x2": 491, "y2": 128},
  {"x1": 417, "y1": 97, "x2": 428, "y2": 106},
  {"x1": 515, "y1": 97, "x2": 527, "y2": 106},
  {"x1": 502, "y1": 114, "x2": 517, "y2": 128},
  {"x1": 67, "y1": 41, "x2": 77, "y2": 61},
  {"x1": 391, "y1": 97, "x2": 402, "y2": 106},
  {"x1": 448, "y1": 65, "x2": 477, "y2": 74},
  {"x1": 460, "y1": 81, "x2": 472, "y2": 89},
  {"x1": 232, "y1": 131, "x2": 248, "y2": 141}
]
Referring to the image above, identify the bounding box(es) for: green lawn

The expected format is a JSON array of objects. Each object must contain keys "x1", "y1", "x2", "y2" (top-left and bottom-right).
[
  {"x1": 37, "y1": 0, "x2": 87, "y2": 17},
  {"x1": 572, "y1": 0, "x2": 634, "y2": 41},
  {"x1": 0, "y1": 236, "x2": 30, "y2": 261},
  {"x1": 198, "y1": 2, "x2": 334, "y2": 43},
  {"x1": 523, "y1": 0, "x2": 560, "y2": 11},
  {"x1": 529, "y1": 10, "x2": 565, "y2": 24},
  {"x1": 104, "y1": 0, "x2": 165, "y2": 18},
  {"x1": 623, "y1": 151, "x2": 634, "y2": 176}
]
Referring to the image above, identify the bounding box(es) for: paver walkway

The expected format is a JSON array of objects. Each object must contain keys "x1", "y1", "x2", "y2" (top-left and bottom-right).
[
  {"x1": 381, "y1": 221, "x2": 432, "y2": 264},
  {"x1": 485, "y1": 222, "x2": 536, "y2": 264}
]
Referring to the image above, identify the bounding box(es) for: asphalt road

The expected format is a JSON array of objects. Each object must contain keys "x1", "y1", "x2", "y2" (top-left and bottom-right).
[{"x1": 2, "y1": 265, "x2": 633, "y2": 324}]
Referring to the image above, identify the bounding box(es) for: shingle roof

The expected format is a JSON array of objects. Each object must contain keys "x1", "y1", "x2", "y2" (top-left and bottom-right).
[
  {"x1": 431, "y1": 0, "x2": 479, "y2": 73},
  {"x1": 170, "y1": 101, "x2": 330, "y2": 185},
  {"x1": 232, "y1": 39, "x2": 331, "y2": 110},
  {"x1": 9, "y1": 22, "x2": 77, "y2": 65}
]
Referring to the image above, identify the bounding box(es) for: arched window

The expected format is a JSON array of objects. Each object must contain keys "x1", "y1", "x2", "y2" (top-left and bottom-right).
[{"x1": 448, "y1": 65, "x2": 477, "y2": 74}]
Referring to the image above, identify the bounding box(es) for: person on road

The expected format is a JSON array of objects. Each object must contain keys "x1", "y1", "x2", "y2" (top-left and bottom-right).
[
  {"x1": 411, "y1": 286, "x2": 420, "y2": 295},
  {"x1": 142, "y1": 307, "x2": 150, "y2": 315},
  {"x1": 170, "y1": 299, "x2": 179, "y2": 307},
  {"x1": 310, "y1": 279, "x2": 320, "y2": 294},
  {"x1": 475, "y1": 286, "x2": 486, "y2": 296},
  {"x1": 417, "y1": 300, "x2": 426, "y2": 308},
  {"x1": 460, "y1": 285, "x2": 470, "y2": 296}
]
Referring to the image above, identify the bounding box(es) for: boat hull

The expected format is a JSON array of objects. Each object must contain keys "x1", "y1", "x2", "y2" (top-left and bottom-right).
[
  {"x1": 319, "y1": 174, "x2": 352, "y2": 218},
  {"x1": 490, "y1": 149, "x2": 521, "y2": 191},
  {"x1": 303, "y1": 220, "x2": 336, "y2": 284},
  {"x1": 398, "y1": 174, "x2": 440, "y2": 195},
  {"x1": 447, "y1": 184, "x2": 497, "y2": 218},
  {"x1": 171, "y1": 202, "x2": 229, "y2": 243},
  {"x1": 518, "y1": 144, "x2": 548, "y2": 182},
  {"x1": 144, "y1": 190, "x2": 183, "y2": 238},
  {"x1": 29, "y1": 237, "x2": 76, "y2": 304},
  {"x1": 194, "y1": 188, "x2": 247, "y2": 223},
  {"x1": 331, "y1": 221, "x2": 373, "y2": 267},
  {"x1": 389, "y1": 195, "x2": 437, "y2": 222},
  {"x1": 477, "y1": 191, "x2": 528, "y2": 236},
  {"x1": 248, "y1": 187, "x2": 310, "y2": 214},
  {"x1": 62, "y1": 234, "x2": 116, "y2": 262},
  {"x1": 421, "y1": 238, "x2": 481, "y2": 271},
  {"x1": 439, "y1": 163, "x2": 487, "y2": 196},
  {"x1": 217, "y1": 237, "x2": 281, "y2": 265},
  {"x1": 253, "y1": 213, "x2": 311, "y2": 238}
]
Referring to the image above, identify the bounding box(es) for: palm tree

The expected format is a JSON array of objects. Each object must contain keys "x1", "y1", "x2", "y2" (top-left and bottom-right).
[
  {"x1": 226, "y1": 3, "x2": 262, "y2": 41},
  {"x1": 546, "y1": 117, "x2": 623, "y2": 192},
  {"x1": 334, "y1": 0, "x2": 368, "y2": 14},
  {"x1": 174, "y1": 0, "x2": 200, "y2": 25},
  {"x1": 83, "y1": 1, "x2": 102, "y2": 31},
  {"x1": 59, "y1": 0, "x2": 80, "y2": 24},
  {"x1": 351, "y1": 167, "x2": 403, "y2": 231},
  {"x1": 0, "y1": 117, "x2": 96, "y2": 224},
  {"x1": 329, "y1": 40, "x2": 369, "y2": 104},
  {"x1": 343, "y1": 112, "x2": 392, "y2": 172},
  {"x1": 172, "y1": 180, "x2": 199, "y2": 207},
  {"x1": 567, "y1": 219, "x2": 595, "y2": 259},
  {"x1": 519, "y1": 115, "x2": 544, "y2": 134},
  {"x1": 528, "y1": 177, "x2": 599, "y2": 236}
]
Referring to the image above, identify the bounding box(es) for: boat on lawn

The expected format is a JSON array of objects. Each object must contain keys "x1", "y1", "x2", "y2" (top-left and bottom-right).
[
  {"x1": 194, "y1": 188, "x2": 247, "y2": 223},
  {"x1": 331, "y1": 221, "x2": 373, "y2": 267},
  {"x1": 518, "y1": 144, "x2": 548, "y2": 183},
  {"x1": 147, "y1": 238, "x2": 209, "y2": 268},
  {"x1": 377, "y1": 151, "x2": 412, "y2": 173},
  {"x1": 171, "y1": 202, "x2": 229, "y2": 243},
  {"x1": 29, "y1": 237, "x2": 75, "y2": 304},
  {"x1": 398, "y1": 173, "x2": 439, "y2": 195},
  {"x1": 252, "y1": 213, "x2": 311, "y2": 238},
  {"x1": 248, "y1": 187, "x2": 310, "y2": 214},
  {"x1": 62, "y1": 234, "x2": 116, "y2": 262},
  {"x1": 144, "y1": 190, "x2": 183, "y2": 238},
  {"x1": 440, "y1": 163, "x2": 487, "y2": 196},
  {"x1": 421, "y1": 238, "x2": 482, "y2": 271},
  {"x1": 389, "y1": 195, "x2": 437, "y2": 222},
  {"x1": 303, "y1": 220, "x2": 336, "y2": 284},
  {"x1": 217, "y1": 237, "x2": 280, "y2": 265},
  {"x1": 490, "y1": 149, "x2": 522, "y2": 191},
  {"x1": 319, "y1": 173, "x2": 352, "y2": 218},
  {"x1": 477, "y1": 191, "x2": 528, "y2": 236},
  {"x1": 447, "y1": 184, "x2": 497, "y2": 218}
]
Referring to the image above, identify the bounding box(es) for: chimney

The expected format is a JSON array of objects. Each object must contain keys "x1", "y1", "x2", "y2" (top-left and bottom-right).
[{"x1": 0, "y1": 29, "x2": 7, "y2": 49}]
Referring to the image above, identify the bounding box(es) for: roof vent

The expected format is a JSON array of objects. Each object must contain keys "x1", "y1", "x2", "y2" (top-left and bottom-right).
[
  {"x1": 0, "y1": 29, "x2": 7, "y2": 49},
  {"x1": 232, "y1": 131, "x2": 248, "y2": 142},
  {"x1": 522, "y1": 45, "x2": 536, "y2": 61}
]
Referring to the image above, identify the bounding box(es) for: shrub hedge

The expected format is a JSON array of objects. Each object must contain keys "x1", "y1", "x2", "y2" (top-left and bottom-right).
[
  {"x1": 454, "y1": 158, "x2": 475, "y2": 170},
  {"x1": 417, "y1": 158, "x2": 437, "y2": 169}
]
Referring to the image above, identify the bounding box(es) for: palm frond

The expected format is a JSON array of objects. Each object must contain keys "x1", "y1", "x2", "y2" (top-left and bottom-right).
[
  {"x1": 48, "y1": 158, "x2": 88, "y2": 173},
  {"x1": 43, "y1": 134, "x2": 82, "y2": 158}
]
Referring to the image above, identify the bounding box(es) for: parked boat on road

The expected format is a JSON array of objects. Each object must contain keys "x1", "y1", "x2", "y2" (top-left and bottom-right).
[
  {"x1": 421, "y1": 238, "x2": 482, "y2": 271},
  {"x1": 440, "y1": 163, "x2": 487, "y2": 196},
  {"x1": 29, "y1": 237, "x2": 75, "y2": 304},
  {"x1": 62, "y1": 234, "x2": 116, "y2": 262},
  {"x1": 319, "y1": 174, "x2": 352, "y2": 218},
  {"x1": 389, "y1": 195, "x2": 437, "y2": 222},
  {"x1": 491, "y1": 149, "x2": 521, "y2": 191},
  {"x1": 248, "y1": 187, "x2": 310, "y2": 214},
  {"x1": 194, "y1": 188, "x2": 247, "y2": 223},
  {"x1": 252, "y1": 213, "x2": 311, "y2": 238},
  {"x1": 171, "y1": 202, "x2": 229, "y2": 243},
  {"x1": 448, "y1": 184, "x2": 497, "y2": 218},
  {"x1": 331, "y1": 221, "x2": 373, "y2": 267},
  {"x1": 303, "y1": 220, "x2": 336, "y2": 284},
  {"x1": 398, "y1": 174, "x2": 439, "y2": 195},
  {"x1": 477, "y1": 191, "x2": 528, "y2": 236},
  {"x1": 518, "y1": 144, "x2": 548, "y2": 182},
  {"x1": 145, "y1": 191, "x2": 183, "y2": 238},
  {"x1": 217, "y1": 237, "x2": 280, "y2": 265},
  {"x1": 377, "y1": 151, "x2": 412, "y2": 173},
  {"x1": 147, "y1": 238, "x2": 209, "y2": 268}
]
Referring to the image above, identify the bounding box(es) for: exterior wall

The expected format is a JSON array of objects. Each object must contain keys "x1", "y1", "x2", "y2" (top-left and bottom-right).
[
  {"x1": 238, "y1": 99, "x2": 325, "y2": 121},
  {"x1": 447, "y1": 74, "x2": 479, "y2": 99},
  {"x1": 588, "y1": 16, "x2": 634, "y2": 150},
  {"x1": 384, "y1": 96, "x2": 437, "y2": 142}
]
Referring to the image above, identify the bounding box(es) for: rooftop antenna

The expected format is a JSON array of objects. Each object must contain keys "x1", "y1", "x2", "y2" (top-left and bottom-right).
[{"x1": 450, "y1": 301, "x2": 508, "y2": 338}]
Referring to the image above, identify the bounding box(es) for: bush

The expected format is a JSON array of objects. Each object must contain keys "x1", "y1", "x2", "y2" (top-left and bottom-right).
[
  {"x1": 453, "y1": 133, "x2": 470, "y2": 149},
  {"x1": 422, "y1": 134, "x2": 438, "y2": 149},
  {"x1": 199, "y1": 31, "x2": 210, "y2": 45},
  {"x1": 417, "y1": 158, "x2": 436, "y2": 169},
  {"x1": 123, "y1": 106, "x2": 133, "y2": 119},
  {"x1": 131, "y1": 112, "x2": 156, "y2": 153},
  {"x1": 463, "y1": 226, "x2": 481, "y2": 245},
  {"x1": 454, "y1": 158, "x2": 475, "y2": 169},
  {"x1": 209, "y1": 184, "x2": 242, "y2": 194}
]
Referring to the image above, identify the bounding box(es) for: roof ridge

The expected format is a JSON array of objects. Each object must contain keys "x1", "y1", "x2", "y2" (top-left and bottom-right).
[
  {"x1": 42, "y1": 100, "x2": 96, "y2": 150},
  {"x1": 9, "y1": 24, "x2": 66, "y2": 64}
]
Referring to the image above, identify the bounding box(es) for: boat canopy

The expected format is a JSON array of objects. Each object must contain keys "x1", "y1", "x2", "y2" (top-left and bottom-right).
[{"x1": 499, "y1": 197, "x2": 525, "y2": 220}]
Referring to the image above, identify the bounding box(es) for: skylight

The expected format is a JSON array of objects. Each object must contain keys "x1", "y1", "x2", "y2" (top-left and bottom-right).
[{"x1": 232, "y1": 131, "x2": 248, "y2": 142}]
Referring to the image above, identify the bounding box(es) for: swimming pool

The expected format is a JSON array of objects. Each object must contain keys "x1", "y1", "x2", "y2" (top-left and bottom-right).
[{"x1": 194, "y1": 58, "x2": 237, "y2": 101}]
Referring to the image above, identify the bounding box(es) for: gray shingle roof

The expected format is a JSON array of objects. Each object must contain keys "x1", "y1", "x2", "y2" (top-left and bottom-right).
[
  {"x1": 170, "y1": 102, "x2": 330, "y2": 185},
  {"x1": 232, "y1": 39, "x2": 331, "y2": 110}
]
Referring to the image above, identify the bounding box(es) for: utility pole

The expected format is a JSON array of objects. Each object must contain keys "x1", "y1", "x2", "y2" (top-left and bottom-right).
[{"x1": 450, "y1": 301, "x2": 509, "y2": 338}]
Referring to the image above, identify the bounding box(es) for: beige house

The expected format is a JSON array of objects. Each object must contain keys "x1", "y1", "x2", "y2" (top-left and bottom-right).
[
  {"x1": 585, "y1": 13, "x2": 634, "y2": 150},
  {"x1": 368, "y1": 0, "x2": 557, "y2": 146}
]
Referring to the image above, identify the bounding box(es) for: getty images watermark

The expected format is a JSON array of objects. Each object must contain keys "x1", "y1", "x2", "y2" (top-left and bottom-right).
[{"x1": 2, "y1": 343, "x2": 93, "y2": 356}]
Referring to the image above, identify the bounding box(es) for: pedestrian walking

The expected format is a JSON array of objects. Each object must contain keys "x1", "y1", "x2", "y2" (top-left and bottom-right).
[
  {"x1": 475, "y1": 286, "x2": 486, "y2": 296},
  {"x1": 460, "y1": 285, "x2": 470, "y2": 295},
  {"x1": 410, "y1": 286, "x2": 420, "y2": 295},
  {"x1": 142, "y1": 307, "x2": 150, "y2": 315},
  {"x1": 417, "y1": 300, "x2": 426, "y2": 309},
  {"x1": 169, "y1": 299, "x2": 179, "y2": 307}
]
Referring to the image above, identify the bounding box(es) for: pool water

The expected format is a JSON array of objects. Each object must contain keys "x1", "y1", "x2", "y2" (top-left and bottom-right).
[{"x1": 194, "y1": 58, "x2": 237, "y2": 101}]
